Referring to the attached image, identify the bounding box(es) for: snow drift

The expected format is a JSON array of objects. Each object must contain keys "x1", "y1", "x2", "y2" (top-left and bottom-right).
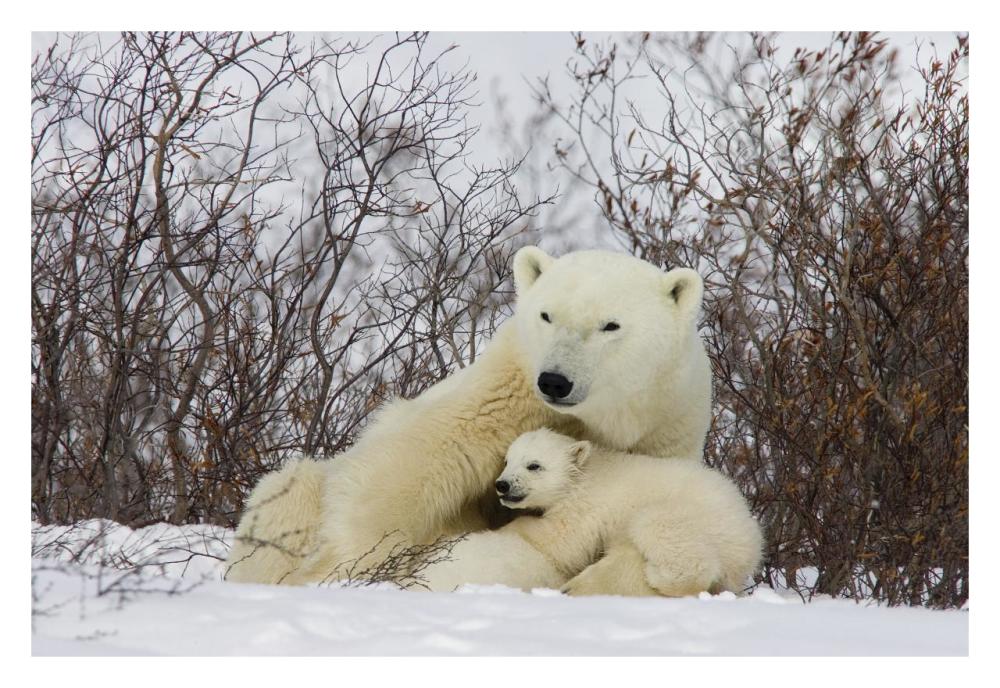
[{"x1": 30, "y1": 520, "x2": 967, "y2": 656}]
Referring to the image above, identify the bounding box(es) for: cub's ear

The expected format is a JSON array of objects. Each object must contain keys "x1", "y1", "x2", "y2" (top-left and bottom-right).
[
  {"x1": 513, "y1": 246, "x2": 554, "y2": 295},
  {"x1": 568, "y1": 440, "x2": 592, "y2": 467},
  {"x1": 661, "y1": 267, "x2": 704, "y2": 323}
]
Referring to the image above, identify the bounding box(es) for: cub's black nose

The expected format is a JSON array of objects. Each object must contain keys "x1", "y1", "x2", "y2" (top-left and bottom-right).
[
  {"x1": 537, "y1": 371, "x2": 573, "y2": 399},
  {"x1": 495, "y1": 480, "x2": 510, "y2": 494}
]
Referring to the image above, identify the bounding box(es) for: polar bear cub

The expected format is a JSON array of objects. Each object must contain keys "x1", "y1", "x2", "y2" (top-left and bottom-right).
[{"x1": 422, "y1": 428, "x2": 763, "y2": 596}]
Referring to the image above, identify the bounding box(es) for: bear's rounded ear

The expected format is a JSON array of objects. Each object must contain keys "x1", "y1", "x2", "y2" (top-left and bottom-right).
[
  {"x1": 568, "y1": 440, "x2": 592, "y2": 467},
  {"x1": 513, "y1": 246, "x2": 554, "y2": 295},
  {"x1": 661, "y1": 267, "x2": 704, "y2": 322}
]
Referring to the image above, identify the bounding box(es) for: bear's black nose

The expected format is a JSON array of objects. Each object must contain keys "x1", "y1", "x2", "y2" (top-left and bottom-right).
[
  {"x1": 537, "y1": 371, "x2": 573, "y2": 399},
  {"x1": 495, "y1": 480, "x2": 510, "y2": 494}
]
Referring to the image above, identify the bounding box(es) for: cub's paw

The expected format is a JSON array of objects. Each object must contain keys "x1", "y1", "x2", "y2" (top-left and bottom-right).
[
  {"x1": 561, "y1": 548, "x2": 661, "y2": 597},
  {"x1": 560, "y1": 561, "x2": 616, "y2": 597}
]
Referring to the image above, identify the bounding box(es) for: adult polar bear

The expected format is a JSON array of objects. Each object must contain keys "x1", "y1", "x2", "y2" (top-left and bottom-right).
[{"x1": 225, "y1": 247, "x2": 712, "y2": 593}]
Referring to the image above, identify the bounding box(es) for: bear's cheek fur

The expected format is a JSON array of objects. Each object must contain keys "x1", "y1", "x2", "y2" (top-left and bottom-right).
[
  {"x1": 560, "y1": 341, "x2": 644, "y2": 411},
  {"x1": 526, "y1": 471, "x2": 571, "y2": 506},
  {"x1": 609, "y1": 320, "x2": 679, "y2": 383}
]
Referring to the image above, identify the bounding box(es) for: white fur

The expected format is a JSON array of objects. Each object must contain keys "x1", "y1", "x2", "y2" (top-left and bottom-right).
[
  {"x1": 225, "y1": 457, "x2": 326, "y2": 584},
  {"x1": 225, "y1": 248, "x2": 713, "y2": 589},
  {"x1": 419, "y1": 530, "x2": 566, "y2": 593},
  {"x1": 422, "y1": 429, "x2": 762, "y2": 596}
]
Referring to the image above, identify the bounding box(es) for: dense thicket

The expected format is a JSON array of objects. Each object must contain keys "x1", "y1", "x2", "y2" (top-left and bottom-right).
[
  {"x1": 538, "y1": 32, "x2": 968, "y2": 608},
  {"x1": 32, "y1": 32, "x2": 545, "y2": 526}
]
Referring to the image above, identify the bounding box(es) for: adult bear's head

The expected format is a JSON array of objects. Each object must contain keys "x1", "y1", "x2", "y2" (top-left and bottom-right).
[{"x1": 512, "y1": 246, "x2": 704, "y2": 418}]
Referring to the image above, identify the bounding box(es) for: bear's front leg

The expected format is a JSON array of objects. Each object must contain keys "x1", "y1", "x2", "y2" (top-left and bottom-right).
[
  {"x1": 225, "y1": 457, "x2": 327, "y2": 585},
  {"x1": 561, "y1": 541, "x2": 659, "y2": 597}
]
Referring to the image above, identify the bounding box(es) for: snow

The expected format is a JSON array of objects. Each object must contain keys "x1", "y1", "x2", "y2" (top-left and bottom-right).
[{"x1": 31, "y1": 520, "x2": 967, "y2": 656}]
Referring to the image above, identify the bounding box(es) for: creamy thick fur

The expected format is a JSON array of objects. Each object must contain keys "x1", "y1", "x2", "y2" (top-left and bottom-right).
[
  {"x1": 225, "y1": 247, "x2": 713, "y2": 589},
  {"x1": 422, "y1": 429, "x2": 762, "y2": 596}
]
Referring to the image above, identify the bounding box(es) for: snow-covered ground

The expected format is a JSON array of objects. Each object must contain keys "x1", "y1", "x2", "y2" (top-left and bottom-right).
[{"x1": 30, "y1": 520, "x2": 967, "y2": 656}]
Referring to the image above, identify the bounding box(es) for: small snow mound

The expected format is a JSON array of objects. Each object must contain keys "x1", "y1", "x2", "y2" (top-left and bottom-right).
[
  {"x1": 698, "y1": 590, "x2": 737, "y2": 601},
  {"x1": 454, "y1": 583, "x2": 524, "y2": 595},
  {"x1": 750, "y1": 587, "x2": 792, "y2": 604},
  {"x1": 530, "y1": 587, "x2": 564, "y2": 597}
]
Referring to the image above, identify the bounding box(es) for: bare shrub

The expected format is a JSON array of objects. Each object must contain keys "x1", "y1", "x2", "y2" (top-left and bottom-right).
[
  {"x1": 304, "y1": 531, "x2": 467, "y2": 591},
  {"x1": 535, "y1": 31, "x2": 968, "y2": 608},
  {"x1": 31, "y1": 518, "x2": 229, "y2": 623},
  {"x1": 31, "y1": 32, "x2": 551, "y2": 528}
]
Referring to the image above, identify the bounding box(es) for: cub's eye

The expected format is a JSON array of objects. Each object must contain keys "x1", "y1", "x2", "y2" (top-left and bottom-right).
[
  {"x1": 527, "y1": 463, "x2": 542, "y2": 471},
  {"x1": 602, "y1": 322, "x2": 621, "y2": 332},
  {"x1": 540, "y1": 312, "x2": 551, "y2": 323}
]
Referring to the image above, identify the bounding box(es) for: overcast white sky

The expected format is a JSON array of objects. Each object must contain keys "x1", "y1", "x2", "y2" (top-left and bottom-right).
[
  {"x1": 410, "y1": 31, "x2": 963, "y2": 249},
  {"x1": 422, "y1": 31, "x2": 958, "y2": 136},
  {"x1": 32, "y1": 30, "x2": 959, "y2": 136},
  {"x1": 30, "y1": 30, "x2": 965, "y2": 252}
]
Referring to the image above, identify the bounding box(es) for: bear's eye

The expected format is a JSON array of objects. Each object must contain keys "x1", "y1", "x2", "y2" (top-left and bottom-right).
[
  {"x1": 527, "y1": 462, "x2": 542, "y2": 471},
  {"x1": 602, "y1": 322, "x2": 621, "y2": 332},
  {"x1": 540, "y1": 312, "x2": 551, "y2": 323}
]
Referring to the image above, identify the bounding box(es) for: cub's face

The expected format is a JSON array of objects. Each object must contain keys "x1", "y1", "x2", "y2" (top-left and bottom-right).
[
  {"x1": 495, "y1": 429, "x2": 591, "y2": 511},
  {"x1": 512, "y1": 247, "x2": 703, "y2": 415}
]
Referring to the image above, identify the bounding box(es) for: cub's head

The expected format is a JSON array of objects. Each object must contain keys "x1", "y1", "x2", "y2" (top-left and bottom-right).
[
  {"x1": 512, "y1": 246, "x2": 704, "y2": 415},
  {"x1": 494, "y1": 428, "x2": 592, "y2": 511}
]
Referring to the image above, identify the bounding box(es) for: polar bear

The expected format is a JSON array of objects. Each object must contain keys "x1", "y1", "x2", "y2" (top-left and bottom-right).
[
  {"x1": 420, "y1": 429, "x2": 762, "y2": 596},
  {"x1": 225, "y1": 247, "x2": 713, "y2": 592}
]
